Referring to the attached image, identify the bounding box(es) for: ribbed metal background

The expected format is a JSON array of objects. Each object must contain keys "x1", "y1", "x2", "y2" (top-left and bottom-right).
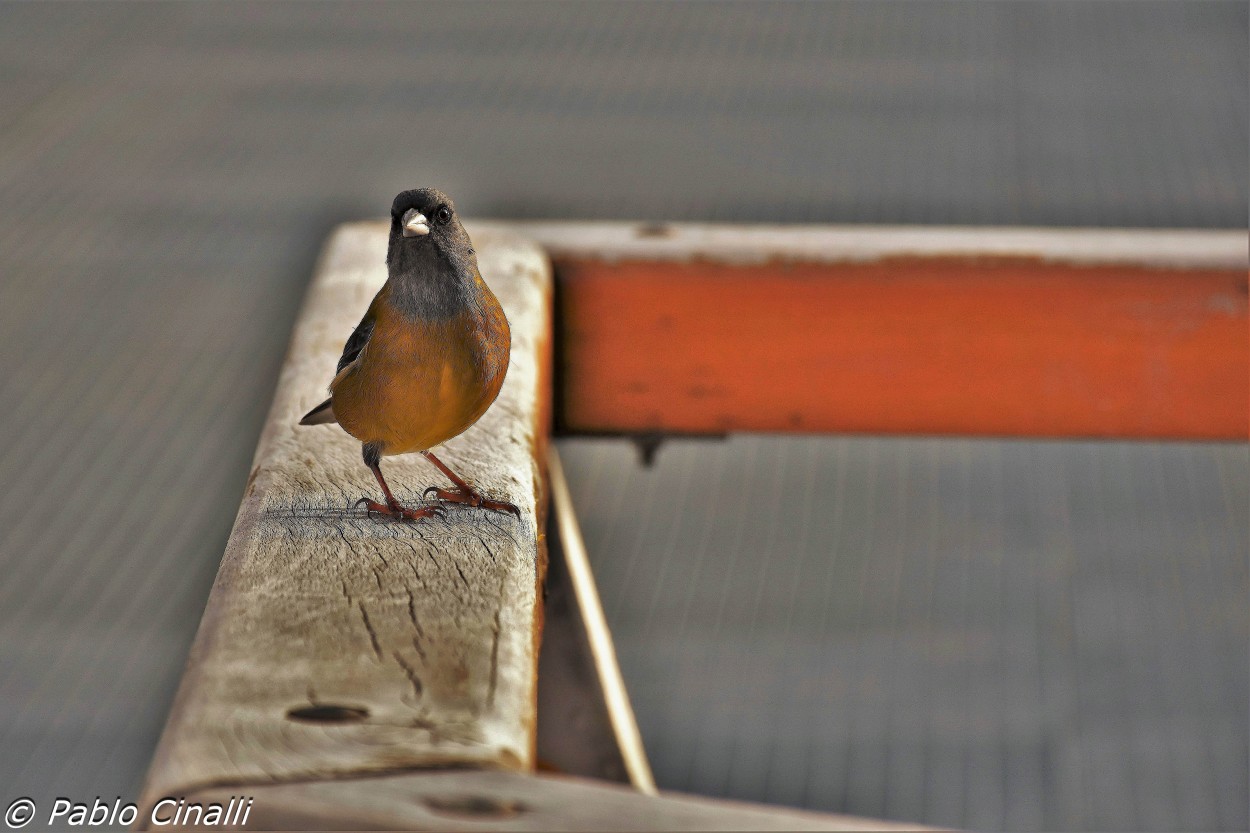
[
  {"x1": 0, "y1": 3, "x2": 1244, "y2": 830},
  {"x1": 561, "y1": 437, "x2": 1248, "y2": 831}
]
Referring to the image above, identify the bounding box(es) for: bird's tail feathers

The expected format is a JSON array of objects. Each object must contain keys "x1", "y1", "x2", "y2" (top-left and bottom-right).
[{"x1": 299, "y1": 398, "x2": 337, "y2": 426}]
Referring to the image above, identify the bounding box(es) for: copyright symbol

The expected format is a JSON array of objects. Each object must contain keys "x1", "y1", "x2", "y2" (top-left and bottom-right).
[{"x1": 4, "y1": 799, "x2": 34, "y2": 829}]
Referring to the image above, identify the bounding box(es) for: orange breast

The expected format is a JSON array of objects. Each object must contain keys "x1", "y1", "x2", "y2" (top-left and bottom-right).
[{"x1": 330, "y1": 293, "x2": 510, "y2": 454}]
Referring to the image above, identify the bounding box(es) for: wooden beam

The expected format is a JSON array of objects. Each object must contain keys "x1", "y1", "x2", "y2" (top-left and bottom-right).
[
  {"x1": 178, "y1": 770, "x2": 936, "y2": 831},
  {"x1": 516, "y1": 222, "x2": 1248, "y2": 440},
  {"x1": 138, "y1": 221, "x2": 552, "y2": 818}
]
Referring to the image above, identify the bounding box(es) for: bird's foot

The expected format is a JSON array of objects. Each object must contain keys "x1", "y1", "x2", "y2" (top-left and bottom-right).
[
  {"x1": 422, "y1": 485, "x2": 521, "y2": 518},
  {"x1": 355, "y1": 497, "x2": 445, "y2": 523}
]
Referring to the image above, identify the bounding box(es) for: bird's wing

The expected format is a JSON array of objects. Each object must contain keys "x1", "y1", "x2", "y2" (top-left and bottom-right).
[
  {"x1": 337, "y1": 301, "x2": 378, "y2": 373},
  {"x1": 298, "y1": 294, "x2": 381, "y2": 427}
]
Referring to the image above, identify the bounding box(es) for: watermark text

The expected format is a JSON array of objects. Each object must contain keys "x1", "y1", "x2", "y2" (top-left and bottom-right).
[{"x1": 3, "y1": 796, "x2": 254, "y2": 828}]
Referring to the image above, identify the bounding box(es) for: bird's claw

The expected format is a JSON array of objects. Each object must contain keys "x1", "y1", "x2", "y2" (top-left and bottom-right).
[{"x1": 423, "y1": 485, "x2": 521, "y2": 518}]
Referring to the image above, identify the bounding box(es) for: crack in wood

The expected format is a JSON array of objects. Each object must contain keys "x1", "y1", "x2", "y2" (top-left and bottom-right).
[
  {"x1": 407, "y1": 559, "x2": 428, "y2": 591},
  {"x1": 356, "y1": 601, "x2": 383, "y2": 661},
  {"x1": 334, "y1": 522, "x2": 365, "y2": 566},
  {"x1": 405, "y1": 588, "x2": 429, "y2": 663},
  {"x1": 480, "y1": 512, "x2": 521, "y2": 549},
  {"x1": 391, "y1": 651, "x2": 425, "y2": 701},
  {"x1": 488, "y1": 608, "x2": 501, "y2": 709}
]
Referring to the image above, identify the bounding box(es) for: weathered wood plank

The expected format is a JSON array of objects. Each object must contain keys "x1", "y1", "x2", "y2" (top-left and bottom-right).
[
  {"x1": 515, "y1": 222, "x2": 1248, "y2": 440},
  {"x1": 180, "y1": 770, "x2": 938, "y2": 831},
  {"x1": 139, "y1": 221, "x2": 551, "y2": 815}
]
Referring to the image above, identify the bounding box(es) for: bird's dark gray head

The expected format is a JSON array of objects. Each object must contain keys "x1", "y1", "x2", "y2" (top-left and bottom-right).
[
  {"x1": 385, "y1": 188, "x2": 479, "y2": 317},
  {"x1": 386, "y1": 187, "x2": 475, "y2": 275}
]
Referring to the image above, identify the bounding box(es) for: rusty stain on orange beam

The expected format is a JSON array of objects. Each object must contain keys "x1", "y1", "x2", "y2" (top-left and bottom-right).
[{"x1": 553, "y1": 257, "x2": 1248, "y2": 440}]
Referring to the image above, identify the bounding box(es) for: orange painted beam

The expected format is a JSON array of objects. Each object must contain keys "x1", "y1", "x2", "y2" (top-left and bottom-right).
[{"x1": 553, "y1": 256, "x2": 1248, "y2": 440}]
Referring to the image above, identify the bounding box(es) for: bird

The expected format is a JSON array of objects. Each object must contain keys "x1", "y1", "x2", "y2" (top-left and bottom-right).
[{"x1": 299, "y1": 188, "x2": 519, "y2": 522}]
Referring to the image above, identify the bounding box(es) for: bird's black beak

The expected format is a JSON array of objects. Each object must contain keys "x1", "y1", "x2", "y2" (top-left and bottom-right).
[{"x1": 401, "y1": 208, "x2": 430, "y2": 237}]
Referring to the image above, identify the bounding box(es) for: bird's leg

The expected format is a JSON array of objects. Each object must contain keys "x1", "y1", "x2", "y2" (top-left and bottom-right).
[
  {"x1": 355, "y1": 443, "x2": 443, "y2": 522},
  {"x1": 421, "y1": 450, "x2": 521, "y2": 518}
]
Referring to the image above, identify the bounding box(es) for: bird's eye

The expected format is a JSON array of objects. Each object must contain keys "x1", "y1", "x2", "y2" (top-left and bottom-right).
[{"x1": 435, "y1": 205, "x2": 452, "y2": 225}]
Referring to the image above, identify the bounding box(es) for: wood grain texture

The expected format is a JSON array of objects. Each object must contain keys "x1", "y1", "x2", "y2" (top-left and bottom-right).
[
  {"x1": 510, "y1": 222, "x2": 1248, "y2": 440},
  {"x1": 182, "y1": 770, "x2": 937, "y2": 831},
  {"x1": 139, "y1": 221, "x2": 551, "y2": 814}
]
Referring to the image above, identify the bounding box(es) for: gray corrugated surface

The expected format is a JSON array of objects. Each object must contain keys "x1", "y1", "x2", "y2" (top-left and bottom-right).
[
  {"x1": 0, "y1": 2, "x2": 1244, "y2": 830},
  {"x1": 559, "y1": 437, "x2": 1248, "y2": 832}
]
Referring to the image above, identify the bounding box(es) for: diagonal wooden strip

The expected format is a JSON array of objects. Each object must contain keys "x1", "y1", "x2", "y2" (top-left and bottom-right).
[
  {"x1": 139, "y1": 221, "x2": 551, "y2": 813},
  {"x1": 537, "y1": 447, "x2": 656, "y2": 792},
  {"x1": 535, "y1": 448, "x2": 654, "y2": 790}
]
